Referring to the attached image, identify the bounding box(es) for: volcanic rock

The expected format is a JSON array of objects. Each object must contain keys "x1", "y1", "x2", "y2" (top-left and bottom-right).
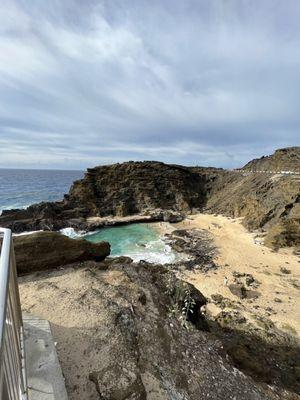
[
  {"x1": 206, "y1": 147, "x2": 300, "y2": 248},
  {"x1": 13, "y1": 231, "x2": 110, "y2": 274}
]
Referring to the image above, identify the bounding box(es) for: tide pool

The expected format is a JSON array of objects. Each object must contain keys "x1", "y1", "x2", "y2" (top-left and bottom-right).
[{"x1": 83, "y1": 223, "x2": 183, "y2": 264}]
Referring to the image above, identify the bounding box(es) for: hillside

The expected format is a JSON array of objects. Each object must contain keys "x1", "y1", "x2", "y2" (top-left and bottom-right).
[
  {"x1": 206, "y1": 148, "x2": 300, "y2": 248},
  {"x1": 242, "y1": 147, "x2": 300, "y2": 172},
  {"x1": 206, "y1": 172, "x2": 299, "y2": 248}
]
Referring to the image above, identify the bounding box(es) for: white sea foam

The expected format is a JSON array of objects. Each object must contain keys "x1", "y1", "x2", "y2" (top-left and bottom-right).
[
  {"x1": 118, "y1": 238, "x2": 188, "y2": 264},
  {"x1": 62, "y1": 224, "x2": 189, "y2": 265},
  {"x1": 60, "y1": 227, "x2": 86, "y2": 239}
]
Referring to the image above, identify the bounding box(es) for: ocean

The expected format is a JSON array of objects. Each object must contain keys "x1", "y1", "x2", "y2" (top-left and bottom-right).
[{"x1": 0, "y1": 168, "x2": 84, "y2": 212}]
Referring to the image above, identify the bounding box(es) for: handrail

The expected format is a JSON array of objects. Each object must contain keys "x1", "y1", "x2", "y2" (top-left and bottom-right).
[{"x1": 0, "y1": 228, "x2": 27, "y2": 400}]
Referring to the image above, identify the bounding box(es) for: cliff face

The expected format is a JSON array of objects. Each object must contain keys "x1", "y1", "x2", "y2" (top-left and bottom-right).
[
  {"x1": 205, "y1": 148, "x2": 300, "y2": 248},
  {"x1": 66, "y1": 161, "x2": 209, "y2": 216},
  {"x1": 0, "y1": 161, "x2": 214, "y2": 232},
  {"x1": 205, "y1": 172, "x2": 300, "y2": 247}
]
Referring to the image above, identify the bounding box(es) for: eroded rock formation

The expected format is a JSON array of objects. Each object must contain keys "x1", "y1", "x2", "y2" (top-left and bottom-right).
[{"x1": 13, "y1": 231, "x2": 110, "y2": 274}]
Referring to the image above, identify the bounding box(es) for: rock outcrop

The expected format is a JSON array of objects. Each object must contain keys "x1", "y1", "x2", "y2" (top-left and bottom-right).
[
  {"x1": 243, "y1": 147, "x2": 300, "y2": 172},
  {"x1": 0, "y1": 162, "x2": 214, "y2": 233},
  {"x1": 65, "y1": 161, "x2": 209, "y2": 216},
  {"x1": 0, "y1": 201, "x2": 89, "y2": 233},
  {"x1": 13, "y1": 231, "x2": 110, "y2": 274}
]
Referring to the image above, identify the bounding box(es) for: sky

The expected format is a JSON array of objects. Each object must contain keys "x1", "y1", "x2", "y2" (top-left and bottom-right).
[{"x1": 0, "y1": 0, "x2": 299, "y2": 170}]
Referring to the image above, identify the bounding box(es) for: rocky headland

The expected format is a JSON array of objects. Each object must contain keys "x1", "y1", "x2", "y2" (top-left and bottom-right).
[{"x1": 1, "y1": 147, "x2": 299, "y2": 249}]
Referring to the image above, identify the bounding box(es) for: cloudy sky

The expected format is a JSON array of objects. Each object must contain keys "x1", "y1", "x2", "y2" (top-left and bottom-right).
[{"x1": 0, "y1": 0, "x2": 299, "y2": 170}]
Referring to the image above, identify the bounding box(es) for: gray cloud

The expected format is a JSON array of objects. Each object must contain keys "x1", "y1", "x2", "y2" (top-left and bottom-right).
[{"x1": 0, "y1": 0, "x2": 299, "y2": 169}]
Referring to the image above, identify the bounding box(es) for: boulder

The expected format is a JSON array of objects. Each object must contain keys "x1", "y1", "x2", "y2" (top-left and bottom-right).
[
  {"x1": 13, "y1": 231, "x2": 110, "y2": 274},
  {"x1": 162, "y1": 210, "x2": 184, "y2": 223},
  {"x1": 228, "y1": 283, "x2": 247, "y2": 299}
]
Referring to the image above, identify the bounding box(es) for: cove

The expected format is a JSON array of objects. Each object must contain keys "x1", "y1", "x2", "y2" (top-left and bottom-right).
[{"x1": 83, "y1": 223, "x2": 180, "y2": 264}]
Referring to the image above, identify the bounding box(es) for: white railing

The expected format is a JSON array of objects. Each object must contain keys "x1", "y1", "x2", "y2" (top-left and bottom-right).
[{"x1": 0, "y1": 228, "x2": 27, "y2": 400}]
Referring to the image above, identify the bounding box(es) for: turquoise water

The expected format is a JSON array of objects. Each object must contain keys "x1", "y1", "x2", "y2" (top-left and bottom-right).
[
  {"x1": 61, "y1": 223, "x2": 187, "y2": 263},
  {"x1": 86, "y1": 223, "x2": 158, "y2": 254},
  {"x1": 81, "y1": 223, "x2": 182, "y2": 264}
]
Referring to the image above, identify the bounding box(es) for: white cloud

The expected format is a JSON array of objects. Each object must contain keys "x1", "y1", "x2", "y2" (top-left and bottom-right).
[{"x1": 0, "y1": 0, "x2": 299, "y2": 169}]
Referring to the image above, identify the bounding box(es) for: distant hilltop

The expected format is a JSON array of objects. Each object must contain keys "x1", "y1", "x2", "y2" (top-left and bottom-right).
[{"x1": 242, "y1": 146, "x2": 300, "y2": 173}]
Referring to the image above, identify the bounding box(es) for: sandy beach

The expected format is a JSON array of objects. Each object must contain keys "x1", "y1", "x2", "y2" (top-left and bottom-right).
[{"x1": 174, "y1": 214, "x2": 300, "y2": 337}]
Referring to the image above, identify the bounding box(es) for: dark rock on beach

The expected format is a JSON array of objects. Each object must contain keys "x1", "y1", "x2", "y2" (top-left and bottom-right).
[
  {"x1": 13, "y1": 231, "x2": 110, "y2": 274},
  {"x1": 166, "y1": 228, "x2": 218, "y2": 271}
]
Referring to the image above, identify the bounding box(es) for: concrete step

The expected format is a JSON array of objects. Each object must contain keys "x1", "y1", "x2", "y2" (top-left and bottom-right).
[{"x1": 23, "y1": 313, "x2": 68, "y2": 400}]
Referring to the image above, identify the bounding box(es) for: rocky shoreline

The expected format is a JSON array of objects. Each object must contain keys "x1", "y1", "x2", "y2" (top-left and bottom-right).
[
  {"x1": 1, "y1": 148, "x2": 299, "y2": 249},
  {"x1": 165, "y1": 228, "x2": 218, "y2": 271}
]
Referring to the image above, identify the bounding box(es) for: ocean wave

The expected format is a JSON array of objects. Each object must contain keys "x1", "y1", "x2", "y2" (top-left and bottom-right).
[
  {"x1": 121, "y1": 237, "x2": 188, "y2": 264},
  {"x1": 60, "y1": 227, "x2": 87, "y2": 239}
]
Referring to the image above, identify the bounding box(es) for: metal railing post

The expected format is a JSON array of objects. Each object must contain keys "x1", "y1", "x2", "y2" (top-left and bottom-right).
[{"x1": 0, "y1": 228, "x2": 27, "y2": 400}]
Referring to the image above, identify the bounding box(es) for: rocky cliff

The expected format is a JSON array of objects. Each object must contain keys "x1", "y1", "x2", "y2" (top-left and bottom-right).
[
  {"x1": 66, "y1": 161, "x2": 210, "y2": 216},
  {"x1": 0, "y1": 162, "x2": 216, "y2": 232},
  {"x1": 205, "y1": 148, "x2": 300, "y2": 248}
]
